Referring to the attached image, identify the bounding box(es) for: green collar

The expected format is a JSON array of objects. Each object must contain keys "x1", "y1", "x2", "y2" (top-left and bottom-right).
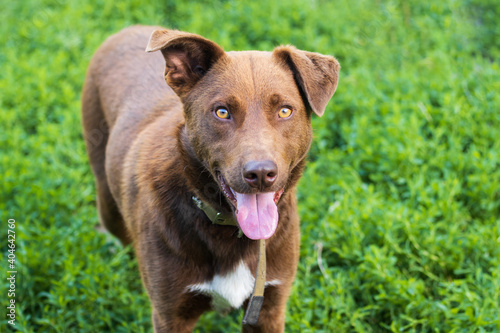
[{"x1": 192, "y1": 196, "x2": 238, "y2": 227}]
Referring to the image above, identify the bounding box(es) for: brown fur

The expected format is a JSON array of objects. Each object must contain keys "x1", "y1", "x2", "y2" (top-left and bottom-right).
[{"x1": 82, "y1": 25, "x2": 339, "y2": 332}]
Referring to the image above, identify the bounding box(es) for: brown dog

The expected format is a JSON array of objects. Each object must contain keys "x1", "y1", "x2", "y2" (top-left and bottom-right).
[{"x1": 82, "y1": 25, "x2": 339, "y2": 332}]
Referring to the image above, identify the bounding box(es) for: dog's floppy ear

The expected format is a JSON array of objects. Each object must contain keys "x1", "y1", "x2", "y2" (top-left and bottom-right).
[
  {"x1": 273, "y1": 46, "x2": 340, "y2": 117},
  {"x1": 146, "y1": 29, "x2": 226, "y2": 97}
]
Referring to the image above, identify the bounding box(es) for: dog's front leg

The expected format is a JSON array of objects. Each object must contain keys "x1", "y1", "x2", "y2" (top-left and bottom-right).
[
  {"x1": 137, "y1": 235, "x2": 212, "y2": 333},
  {"x1": 152, "y1": 308, "x2": 195, "y2": 333},
  {"x1": 152, "y1": 308, "x2": 197, "y2": 333},
  {"x1": 150, "y1": 291, "x2": 211, "y2": 333}
]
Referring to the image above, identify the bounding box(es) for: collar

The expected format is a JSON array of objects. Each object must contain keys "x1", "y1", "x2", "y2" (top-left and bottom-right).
[{"x1": 192, "y1": 196, "x2": 238, "y2": 227}]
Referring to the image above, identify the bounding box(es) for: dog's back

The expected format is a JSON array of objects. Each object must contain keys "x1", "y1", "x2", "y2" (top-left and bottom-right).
[
  {"x1": 84, "y1": 26, "x2": 175, "y2": 127},
  {"x1": 82, "y1": 26, "x2": 182, "y2": 244}
]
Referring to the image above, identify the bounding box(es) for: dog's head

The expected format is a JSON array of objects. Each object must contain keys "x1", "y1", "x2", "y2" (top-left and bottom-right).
[{"x1": 147, "y1": 29, "x2": 339, "y2": 240}]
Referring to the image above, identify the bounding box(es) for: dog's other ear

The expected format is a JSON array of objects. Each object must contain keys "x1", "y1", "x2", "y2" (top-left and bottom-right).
[
  {"x1": 146, "y1": 29, "x2": 226, "y2": 97},
  {"x1": 273, "y1": 46, "x2": 340, "y2": 117}
]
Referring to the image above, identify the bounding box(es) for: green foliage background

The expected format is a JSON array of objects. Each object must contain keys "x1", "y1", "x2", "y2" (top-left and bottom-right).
[{"x1": 1, "y1": 0, "x2": 499, "y2": 332}]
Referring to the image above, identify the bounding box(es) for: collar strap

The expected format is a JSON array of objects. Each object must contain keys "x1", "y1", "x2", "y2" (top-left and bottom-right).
[
  {"x1": 243, "y1": 239, "x2": 266, "y2": 326},
  {"x1": 192, "y1": 196, "x2": 238, "y2": 227}
]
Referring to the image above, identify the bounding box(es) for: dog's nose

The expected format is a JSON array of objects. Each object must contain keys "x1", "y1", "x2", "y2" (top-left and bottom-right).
[{"x1": 243, "y1": 160, "x2": 278, "y2": 190}]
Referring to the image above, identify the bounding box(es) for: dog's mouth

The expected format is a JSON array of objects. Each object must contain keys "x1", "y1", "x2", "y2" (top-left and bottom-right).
[{"x1": 217, "y1": 172, "x2": 284, "y2": 240}]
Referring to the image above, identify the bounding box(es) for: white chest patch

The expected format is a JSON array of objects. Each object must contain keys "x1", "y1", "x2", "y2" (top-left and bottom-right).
[{"x1": 186, "y1": 261, "x2": 281, "y2": 313}]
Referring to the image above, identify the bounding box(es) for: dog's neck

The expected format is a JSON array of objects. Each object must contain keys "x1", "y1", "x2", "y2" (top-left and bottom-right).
[{"x1": 177, "y1": 124, "x2": 234, "y2": 215}]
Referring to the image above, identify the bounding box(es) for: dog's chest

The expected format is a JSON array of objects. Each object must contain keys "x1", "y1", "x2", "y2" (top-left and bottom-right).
[{"x1": 186, "y1": 261, "x2": 280, "y2": 313}]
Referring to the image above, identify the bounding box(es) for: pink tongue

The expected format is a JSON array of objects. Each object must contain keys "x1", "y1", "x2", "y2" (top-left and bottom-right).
[{"x1": 234, "y1": 192, "x2": 279, "y2": 240}]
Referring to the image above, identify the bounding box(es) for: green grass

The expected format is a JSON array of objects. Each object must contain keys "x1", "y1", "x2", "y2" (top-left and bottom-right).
[{"x1": 1, "y1": 0, "x2": 499, "y2": 332}]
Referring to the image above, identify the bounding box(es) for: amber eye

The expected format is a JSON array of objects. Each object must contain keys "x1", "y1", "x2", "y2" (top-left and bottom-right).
[
  {"x1": 215, "y1": 107, "x2": 230, "y2": 119},
  {"x1": 278, "y1": 107, "x2": 292, "y2": 118}
]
